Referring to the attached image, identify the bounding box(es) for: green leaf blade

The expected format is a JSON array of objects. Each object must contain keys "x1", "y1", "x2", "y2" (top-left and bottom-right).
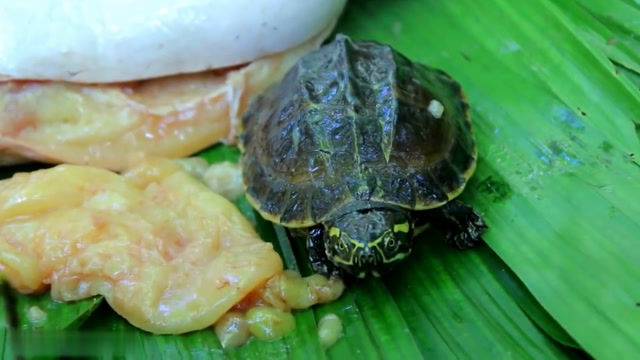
[
  {"x1": 11, "y1": 292, "x2": 102, "y2": 330},
  {"x1": 337, "y1": 0, "x2": 640, "y2": 358}
]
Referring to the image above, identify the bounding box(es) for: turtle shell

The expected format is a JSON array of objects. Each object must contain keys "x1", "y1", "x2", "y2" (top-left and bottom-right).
[{"x1": 239, "y1": 34, "x2": 478, "y2": 228}]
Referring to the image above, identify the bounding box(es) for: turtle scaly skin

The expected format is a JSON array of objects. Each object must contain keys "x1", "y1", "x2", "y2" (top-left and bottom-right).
[{"x1": 239, "y1": 34, "x2": 488, "y2": 279}]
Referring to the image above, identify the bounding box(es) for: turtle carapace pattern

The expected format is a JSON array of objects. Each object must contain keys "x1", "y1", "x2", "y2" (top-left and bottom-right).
[{"x1": 239, "y1": 34, "x2": 488, "y2": 279}]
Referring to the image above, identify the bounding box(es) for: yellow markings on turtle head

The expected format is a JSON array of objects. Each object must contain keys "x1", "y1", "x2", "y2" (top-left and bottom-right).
[
  {"x1": 330, "y1": 231, "x2": 359, "y2": 267},
  {"x1": 331, "y1": 238, "x2": 356, "y2": 267},
  {"x1": 348, "y1": 238, "x2": 364, "y2": 249},
  {"x1": 368, "y1": 232, "x2": 386, "y2": 248},
  {"x1": 382, "y1": 250, "x2": 411, "y2": 264},
  {"x1": 331, "y1": 256, "x2": 353, "y2": 266},
  {"x1": 393, "y1": 221, "x2": 410, "y2": 233}
]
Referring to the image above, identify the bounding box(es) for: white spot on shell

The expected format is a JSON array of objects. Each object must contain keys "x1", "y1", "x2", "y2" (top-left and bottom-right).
[{"x1": 428, "y1": 99, "x2": 445, "y2": 119}]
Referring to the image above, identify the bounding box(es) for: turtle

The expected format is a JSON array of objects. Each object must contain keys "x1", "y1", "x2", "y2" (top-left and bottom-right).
[{"x1": 238, "y1": 33, "x2": 488, "y2": 280}]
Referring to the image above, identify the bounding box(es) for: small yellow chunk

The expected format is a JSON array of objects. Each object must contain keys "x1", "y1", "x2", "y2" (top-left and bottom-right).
[
  {"x1": 214, "y1": 312, "x2": 251, "y2": 349},
  {"x1": 175, "y1": 158, "x2": 244, "y2": 201},
  {"x1": 26, "y1": 306, "x2": 47, "y2": 325},
  {"x1": 246, "y1": 307, "x2": 296, "y2": 341},
  {"x1": 257, "y1": 270, "x2": 346, "y2": 310},
  {"x1": 317, "y1": 313, "x2": 343, "y2": 349}
]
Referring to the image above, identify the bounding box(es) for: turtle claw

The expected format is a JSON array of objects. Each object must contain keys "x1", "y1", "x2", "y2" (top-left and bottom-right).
[
  {"x1": 445, "y1": 222, "x2": 486, "y2": 249},
  {"x1": 310, "y1": 259, "x2": 331, "y2": 278},
  {"x1": 435, "y1": 200, "x2": 488, "y2": 249},
  {"x1": 311, "y1": 260, "x2": 346, "y2": 281}
]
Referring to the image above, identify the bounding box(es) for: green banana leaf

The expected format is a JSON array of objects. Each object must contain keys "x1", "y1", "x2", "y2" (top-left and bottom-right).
[
  {"x1": 0, "y1": 286, "x2": 9, "y2": 359},
  {"x1": 2, "y1": 0, "x2": 640, "y2": 358}
]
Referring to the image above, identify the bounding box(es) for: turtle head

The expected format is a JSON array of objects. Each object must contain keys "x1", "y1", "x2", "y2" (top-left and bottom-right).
[{"x1": 325, "y1": 208, "x2": 414, "y2": 278}]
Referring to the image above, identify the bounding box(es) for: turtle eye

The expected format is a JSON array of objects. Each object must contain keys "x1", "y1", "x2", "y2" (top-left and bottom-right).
[
  {"x1": 337, "y1": 241, "x2": 348, "y2": 253},
  {"x1": 384, "y1": 234, "x2": 398, "y2": 252}
]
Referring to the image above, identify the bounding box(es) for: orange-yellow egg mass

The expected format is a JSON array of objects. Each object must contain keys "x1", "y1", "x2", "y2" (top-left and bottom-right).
[{"x1": 0, "y1": 158, "x2": 288, "y2": 334}]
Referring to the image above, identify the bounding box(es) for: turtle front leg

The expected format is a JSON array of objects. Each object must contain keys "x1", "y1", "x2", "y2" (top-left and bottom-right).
[
  {"x1": 430, "y1": 200, "x2": 488, "y2": 249},
  {"x1": 304, "y1": 226, "x2": 347, "y2": 280}
]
